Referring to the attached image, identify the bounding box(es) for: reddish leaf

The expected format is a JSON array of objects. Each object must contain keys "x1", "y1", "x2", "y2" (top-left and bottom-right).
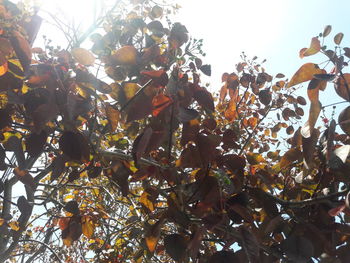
[
  {"x1": 142, "y1": 70, "x2": 168, "y2": 87},
  {"x1": 32, "y1": 103, "x2": 59, "y2": 133},
  {"x1": 181, "y1": 119, "x2": 200, "y2": 146},
  {"x1": 152, "y1": 94, "x2": 172, "y2": 117},
  {"x1": 14, "y1": 167, "x2": 35, "y2": 190},
  {"x1": 239, "y1": 226, "x2": 260, "y2": 263}
]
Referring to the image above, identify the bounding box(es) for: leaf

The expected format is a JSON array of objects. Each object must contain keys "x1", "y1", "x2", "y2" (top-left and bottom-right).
[
  {"x1": 81, "y1": 216, "x2": 94, "y2": 238},
  {"x1": 339, "y1": 106, "x2": 350, "y2": 135},
  {"x1": 296, "y1": 96, "x2": 307, "y2": 105},
  {"x1": 59, "y1": 131, "x2": 90, "y2": 162},
  {"x1": 258, "y1": 89, "x2": 272, "y2": 105},
  {"x1": 302, "y1": 129, "x2": 320, "y2": 169},
  {"x1": 71, "y1": 48, "x2": 95, "y2": 66},
  {"x1": 10, "y1": 31, "x2": 31, "y2": 72},
  {"x1": 177, "y1": 107, "x2": 199, "y2": 122},
  {"x1": 328, "y1": 204, "x2": 346, "y2": 217},
  {"x1": 323, "y1": 25, "x2": 332, "y2": 37},
  {"x1": 145, "y1": 219, "x2": 163, "y2": 253},
  {"x1": 105, "y1": 103, "x2": 119, "y2": 132},
  {"x1": 193, "y1": 89, "x2": 214, "y2": 112},
  {"x1": 110, "y1": 46, "x2": 138, "y2": 66},
  {"x1": 287, "y1": 63, "x2": 325, "y2": 88},
  {"x1": 299, "y1": 37, "x2": 321, "y2": 58},
  {"x1": 141, "y1": 70, "x2": 168, "y2": 87},
  {"x1": 64, "y1": 200, "x2": 80, "y2": 215},
  {"x1": 32, "y1": 103, "x2": 59, "y2": 133},
  {"x1": 152, "y1": 93, "x2": 172, "y2": 117},
  {"x1": 279, "y1": 148, "x2": 302, "y2": 169},
  {"x1": 301, "y1": 101, "x2": 321, "y2": 138},
  {"x1": 335, "y1": 74, "x2": 350, "y2": 101},
  {"x1": 164, "y1": 234, "x2": 187, "y2": 261},
  {"x1": 25, "y1": 130, "x2": 47, "y2": 157},
  {"x1": 0, "y1": 109, "x2": 11, "y2": 129},
  {"x1": 334, "y1": 32, "x2": 344, "y2": 45},
  {"x1": 208, "y1": 251, "x2": 238, "y2": 263},
  {"x1": 181, "y1": 119, "x2": 200, "y2": 146},
  {"x1": 281, "y1": 235, "x2": 314, "y2": 263},
  {"x1": 140, "y1": 189, "x2": 156, "y2": 213},
  {"x1": 239, "y1": 226, "x2": 260, "y2": 263},
  {"x1": 199, "y1": 64, "x2": 211, "y2": 76},
  {"x1": 314, "y1": 73, "x2": 336, "y2": 81},
  {"x1": 132, "y1": 127, "x2": 153, "y2": 166}
]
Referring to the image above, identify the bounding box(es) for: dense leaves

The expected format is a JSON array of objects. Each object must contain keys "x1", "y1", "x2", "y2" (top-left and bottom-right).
[{"x1": 1, "y1": 1, "x2": 350, "y2": 263}]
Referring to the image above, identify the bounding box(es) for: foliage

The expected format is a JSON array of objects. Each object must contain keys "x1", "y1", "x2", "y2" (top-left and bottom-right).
[{"x1": 0, "y1": 0, "x2": 350, "y2": 262}]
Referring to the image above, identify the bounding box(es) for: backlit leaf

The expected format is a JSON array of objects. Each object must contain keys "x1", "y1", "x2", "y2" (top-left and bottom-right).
[
  {"x1": 71, "y1": 48, "x2": 95, "y2": 66},
  {"x1": 323, "y1": 25, "x2": 332, "y2": 37},
  {"x1": 110, "y1": 46, "x2": 138, "y2": 66},
  {"x1": 280, "y1": 148, "x2": 302, "y2": 169},
  {"x1": 105, "y1": 103, "x2": 120, "y2": 132},
  {"x1": 145, "y1": 219, "x2": 163, "y2": 253},
  {"x1": 299, "y1": 37, "x2": 321, "y2": 58},
  {"x1": 287, "y1": 63, "x2": 325, "y2": 88},
  {"x1": 132, "y1": 127, "x2": 153, "y2": 166}
]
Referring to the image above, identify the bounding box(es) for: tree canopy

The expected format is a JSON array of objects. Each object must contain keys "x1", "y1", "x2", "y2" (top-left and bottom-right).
[{"x1": 0, "y1": 0, "x2": 350, "y2": 262}]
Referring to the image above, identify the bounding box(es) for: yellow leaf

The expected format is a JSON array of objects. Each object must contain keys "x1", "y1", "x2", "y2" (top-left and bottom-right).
[
  {"x1": 0, "y1": 218, "x2": 4, "y2": 226},
  {"x1": 9, "y1": 221, "x2": 20, "y2": 231},
  {"x1": 82, "y1": 216, "x2": 95, "y2": 238},
  {"x1": 279, "y1": 148, "x2": 302, "y2": 169},
  {"x1": 123, "y1": 82, "x2": 140, "y2": 100},
  {"x1": 287, "y1": 63, "x2": 325, "y2": 88},
  {"x1": 71, "y1": 48, "x2": 95, "y2": 66},
  {"x1": 0, "y1": 61, "x2": 8, "y2": 76}
]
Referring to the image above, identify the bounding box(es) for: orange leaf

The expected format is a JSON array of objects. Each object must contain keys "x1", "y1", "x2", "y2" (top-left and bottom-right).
[
  {"x1": 145, "y1": 219, "x2": 163, "y2": 253},
  {"x1": 152, "y1": 94, "x2": 172, "y2": 116},
  {"x1": 287, "y1": 63, "x2": 325, "y2": 88}
]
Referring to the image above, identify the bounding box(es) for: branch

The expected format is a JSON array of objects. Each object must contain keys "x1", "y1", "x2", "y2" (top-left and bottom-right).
[
  {"x1": 98, "y1": 149, "x2": 167, "y2": 169},
  {"x1": 20, "y1": 237, "x2": 62, "y2": 263},
  {"x1": 248, "y1": 186, "x2": 349, "y2": 208}
]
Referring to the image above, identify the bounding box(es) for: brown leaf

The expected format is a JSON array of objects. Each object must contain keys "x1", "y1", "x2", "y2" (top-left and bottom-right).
[
  {"x1": 339, "y1": 106, "x2": 350, "y2": 135},
  {"x1": 145, "y1": 219, "x2": 164, "y2": 253},
  {"x1": 105, "y1": 103, "x2": 119, "y2": 132},
  {"x1": 59, "y1": 131, "x2": 90, "y2": 162},
  {"x1": 110, "y1": 46, "x2": 138, "y2": 66},
  {"x1": 71, "y1": 48, "x2": 95, "y2": 66},
  {"x1": 17, "y1": 196, "x2": 31, "y2": 217},
  {"x1": 335, "y1": 74, "x2": 350, "y2": 101},
  {"x1": 302, "y1": 128, "x2": 320, "y2": 169},
  {"x1": 10, "y1": 31, "x2": 31, "y2": 72},
  {"x1": 25, "y1": 130, "x2": 47, "y2": 157},
  {"x1": 287, "y1": 63, "x2": 325, "y2": 88},
  {"x1": 32, "y1": 103, "x2": 59, "y2": 133},
  {"x1": 64, "y1": 200, "x2": 80, "y2": 215},
  {"x1": 279, "y1": 148, "x2": 302, "y2": 169},
  {"x1": 152, "y1": 93, "x2": 172, "y2": 117},
  {"x1": 239, "y1": 226, "x2": 260, "y2": 263},
  {"x1": 0, "y1": 109, "x2": 11, "y2": 129},
  {"x1": 258, "y1": 89, "x2": 272, "y2": 106},
  {"x1": 208, "y1": 251, "x2": 238, "y2": 263},
  {"x1": 164, "y1": 234, "x2": 187, "y2": 261},
  {"x1": 193, "y1": 89, "x2": 214, "y2": 112},
  {"x1": 282, "y1": 235, "x2": 314, "y2": 262},
  {"x1": 334, "y1": 32, "x2": 344, "y2": 45},
  {"x1": 181, "y1": 119, "x2": 200, "y2": 146},
  {"x1": 132, "y1": 127, "x2": 153, "y2": 166},
  {"x1": 323, "y1": 25, "x2": 332, "y2": 37}
]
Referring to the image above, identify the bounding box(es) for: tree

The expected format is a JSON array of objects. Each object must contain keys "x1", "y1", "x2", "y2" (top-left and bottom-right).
[{"x1": 0, "y1": 0, "x2": 350, "y2": 262}]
